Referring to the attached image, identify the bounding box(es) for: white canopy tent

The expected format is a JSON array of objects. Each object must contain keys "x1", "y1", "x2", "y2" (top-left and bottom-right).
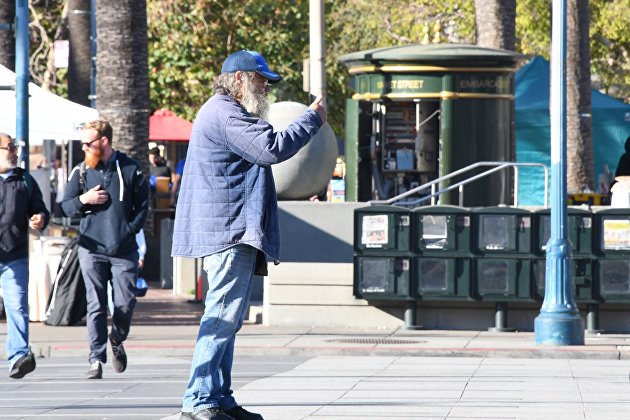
[{"x1": 0, "y1": 64, "x2": 98, "y2": 146}]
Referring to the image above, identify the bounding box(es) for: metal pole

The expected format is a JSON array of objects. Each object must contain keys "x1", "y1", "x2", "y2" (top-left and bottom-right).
[
  {"x1": 488, "y1": 302, "x2": 515, "y2": 332},
  {"x1": 534, "y1": 0, "x2": 584, "y2": 345},
  {"x1": 15, "y1": 0, "x2": 28, "y2": 169},
  {"x1": 440, "y1": 75, "x2": 454, "y2": 205},
  {"x1": 513, "y1": 167, "x2": 519, "y2": 207},
  {"x1": 404, "y1": 301, "x2": 422, "y2": 330},
  {"x1": 585, "y1": 303, "x2": 602, "y2": 334},
  {"x1": 309, "y1": 0, "x2": 325, "y2": 105}
]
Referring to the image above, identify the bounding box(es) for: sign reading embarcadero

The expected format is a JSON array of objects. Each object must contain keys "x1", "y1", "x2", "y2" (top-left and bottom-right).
[{"x1": 459, "y1": 78, "x2": 509, "y2": 89}]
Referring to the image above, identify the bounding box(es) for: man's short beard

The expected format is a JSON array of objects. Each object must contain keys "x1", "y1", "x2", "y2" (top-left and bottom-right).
[
  {"x1": 241, "y1": 76, "x2": 269, "y2": 119},
  {"x1": 0, "y1": 160, "x2": 15, "y2": 173},
  {"x1": 84, "y1": 144, "x2": 103, "y2": 168}
]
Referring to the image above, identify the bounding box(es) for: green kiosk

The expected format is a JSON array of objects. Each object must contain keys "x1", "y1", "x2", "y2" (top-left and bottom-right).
[
  {"x1": 345, "y1": 44, "x2": 526, "y2": 330},
  {"x1": 340, "y1": 43, "x2": 522, "y2": 206}
]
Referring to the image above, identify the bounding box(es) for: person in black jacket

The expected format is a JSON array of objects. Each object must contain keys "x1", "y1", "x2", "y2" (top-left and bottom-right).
[
  {"x1": 61, "y1": 120, "x2": 149, "y2": 380},
  {"x1": 0, "y1": 133, "x2": 50, "y2": 379},
  {"x1": 611, "y1": 135, "x2": 630, "y2": 191}
]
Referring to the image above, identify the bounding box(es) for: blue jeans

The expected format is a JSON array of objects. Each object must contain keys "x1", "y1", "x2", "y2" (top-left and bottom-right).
[
  {"x1": 0, "y1": 258, "x2": 30, "y2": 370},
  {"x1": 182, "y1": 244, "x2": 256, "y2": 412}
]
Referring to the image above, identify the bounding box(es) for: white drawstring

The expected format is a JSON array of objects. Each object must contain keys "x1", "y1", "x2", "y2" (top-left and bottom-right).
[
  {"x1": 116, "y1": 160, "x2": 124, "y2": 201},
  {"x1": 68, "y1": 166, "x2": 80, "y2": 182}
]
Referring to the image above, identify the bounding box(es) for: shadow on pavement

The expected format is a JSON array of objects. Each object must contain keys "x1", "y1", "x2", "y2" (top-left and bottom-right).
[{"x1": 132, "y1": 282, "x2": 203, "y2": 326}]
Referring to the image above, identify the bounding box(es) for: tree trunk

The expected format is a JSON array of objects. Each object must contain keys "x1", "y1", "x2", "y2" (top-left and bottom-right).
[
  {"x1": 474, "y1": 0, "x2": 517, "y2": 200},
  {"x1": 566, "y1": 0, "x2": 593, "y2": 193},
  {"x1": 95, "y1": 1, "x2": 155, "y2": 274},
  {"x1": 95, "y1": 0, "x2": 149, "y2": 166},
  {"x1": 67, "y1": 0, "x2": 91, "y2": 106},
  {"x1": 474, "y1": 0, "x2": 516, "y2": 50},
  {"x1": 0, "y1": 0, "x2": 15, "y2": 70}
]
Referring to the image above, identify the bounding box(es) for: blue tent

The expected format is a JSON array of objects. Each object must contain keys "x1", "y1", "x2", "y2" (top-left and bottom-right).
[{"x1": 516, "y1": 56, "x2": 630, "y2": 205}]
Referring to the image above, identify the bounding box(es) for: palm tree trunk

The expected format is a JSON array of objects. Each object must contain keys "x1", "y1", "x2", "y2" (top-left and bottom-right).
[
  {"x1": 0, "y1": 0, "x2": 15, "y2": 70},
  {"x1": 95, "y1": 0, "x2": 149, "y2": 167},
  {"x1": 474, "y1": 0, "x2": 516, "y2": 50},
  {"x1": 67, "y1": 0, "x2": 91, "y2": 106},
  {"x1": 474, "y1": 0, "x2": 517, "y2": 200},
  {"x1": 95, "y1": 0, "x2": 155, "y2": 271},
  {"x1": 566, "y1": 0, "x2": 593, "y2": 193}
]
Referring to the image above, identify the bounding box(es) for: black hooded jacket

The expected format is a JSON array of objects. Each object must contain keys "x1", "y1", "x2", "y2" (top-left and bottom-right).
[
  {"x1": 0, "y1": 168, "x2": 50, "y2": 262},
  {"x1": 61, "y1": 151, "x2": 149, "y2": 257}
]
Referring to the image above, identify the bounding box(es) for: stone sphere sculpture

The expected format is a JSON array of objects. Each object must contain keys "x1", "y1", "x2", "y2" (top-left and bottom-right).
[{"x1": 267, "y1": 101, "x2": 337, "y2": 200}]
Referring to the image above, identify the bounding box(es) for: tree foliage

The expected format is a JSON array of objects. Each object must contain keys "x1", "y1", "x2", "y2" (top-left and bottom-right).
[
  {"x1": 29, "y1": 0, "x2": 67, "y2": 93},
  {"x1": 147, "y1": 0, "x2": 311, "y2": 122},
  {"x1": 26, "y1": 0, "x2": 630, "y2": 137},
  {"x1": 516, "y1": 0, "x2": 629, "y2": 100},
  {"x1": 0, "y1": 0, "x2": 16, "y2": 70},
  {"x1": 590, "y1": 0, "x2": 630, "y2": 99},
  {"x1": 515, "y1": 0, "x2": 551, "y2": 58},
  {"x1": 325, "y1": 0, "x2": 475, "y2": 133},
  {"x1": 147, "y1": 0, "x2": 476, "y2": 135}
]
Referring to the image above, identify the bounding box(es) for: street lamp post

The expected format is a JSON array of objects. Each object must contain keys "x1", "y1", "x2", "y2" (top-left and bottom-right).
[
  {"x1": 309, "y1": 0, "x2": 325, "y2": 105},
  {"x1": 15, "y1": 0, "x2": 29, "y2": 169},
  {"x1": 534, "y1": 0, "x2": 584, "y2": 345}
]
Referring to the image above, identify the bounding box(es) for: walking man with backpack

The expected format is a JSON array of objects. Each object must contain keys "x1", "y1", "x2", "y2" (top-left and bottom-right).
[
  {"x1": 61, "y1": 120, "x2": 149, "y2": 379},
  {"x1": 0, "y1": 132, "x2": 50, "y2": 379}
]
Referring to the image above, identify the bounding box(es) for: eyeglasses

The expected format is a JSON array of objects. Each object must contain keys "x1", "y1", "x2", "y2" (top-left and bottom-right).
[
  {"x1": 81, "y1": 138, "x2": 100, "y2": 148},
  {"x1": 253, "y1": 74, "x2": 270, "y2": 87},
  {"x1": 0, "y1": 143, "x2": 16, "y2": 152}
]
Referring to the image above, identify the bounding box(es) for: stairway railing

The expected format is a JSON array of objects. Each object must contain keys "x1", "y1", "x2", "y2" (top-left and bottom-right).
[{"x1": 369, "y1": 161, "x2": 549, "y2": 208}]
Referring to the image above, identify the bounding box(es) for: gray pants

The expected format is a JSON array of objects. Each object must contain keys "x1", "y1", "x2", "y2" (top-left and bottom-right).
[{"x1": 78, "y1": 246, "x2": 138, "y2": 364}]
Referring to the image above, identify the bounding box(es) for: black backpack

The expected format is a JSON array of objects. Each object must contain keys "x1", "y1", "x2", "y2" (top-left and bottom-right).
[{"x1": 44, "y1": 238, "x2": 87, "y2": 326}]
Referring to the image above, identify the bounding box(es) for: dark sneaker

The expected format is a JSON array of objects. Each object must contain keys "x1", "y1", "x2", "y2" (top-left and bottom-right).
[
  {"x1": 224, "y1": 406, "x2": 264, "y2": 420},
  {"x1": 180, "y1": 408, "x2": 235, "y2": 420},
  {"x1": 109, "y1": 336, "x2": 127, "y2": 373},
  {"x1": 9, "y1": 352, "x2": 36, "y2": 379},
  {"x1": 86, "y1": 361, "x2": 103, "y2": 379}
]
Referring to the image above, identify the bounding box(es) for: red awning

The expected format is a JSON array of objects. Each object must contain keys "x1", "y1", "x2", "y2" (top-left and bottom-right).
[{"x1": 149, "y1": 108, "x2": 192, "y2": 141}]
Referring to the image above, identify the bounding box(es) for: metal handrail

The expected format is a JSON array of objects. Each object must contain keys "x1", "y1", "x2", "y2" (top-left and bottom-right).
[{"x1": 368, "y1": 161, "x2": 549, "y2": 208}]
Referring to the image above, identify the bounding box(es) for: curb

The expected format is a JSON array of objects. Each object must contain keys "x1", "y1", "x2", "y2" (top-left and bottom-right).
[{"x1": 26, "y1": 342, "x2": 629, "y2": 361}]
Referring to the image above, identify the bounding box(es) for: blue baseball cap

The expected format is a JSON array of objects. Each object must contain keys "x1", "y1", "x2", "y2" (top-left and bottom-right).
[{"x1": 221, "y1": 50, "x2": 282, "y2": 83}]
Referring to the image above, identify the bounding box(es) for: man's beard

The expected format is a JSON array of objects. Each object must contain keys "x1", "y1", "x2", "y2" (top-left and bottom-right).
[
  {"x1": 241, "y1": 78, "x2": 269, "y2": 119},
  {"x1": 0, "y1": 158, "x2": 16, "y2": 173},
  {"x1": 84, "y1": 144, "x2": 103, "y2": 168}
]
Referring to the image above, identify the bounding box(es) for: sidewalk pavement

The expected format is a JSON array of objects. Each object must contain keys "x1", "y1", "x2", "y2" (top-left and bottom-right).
[
  {"x1": 5, "y1": 286, "x2": 630, "y2": 419},
  {"x1": 18, "y1": 285, "x2": 630, "y2": 361}
]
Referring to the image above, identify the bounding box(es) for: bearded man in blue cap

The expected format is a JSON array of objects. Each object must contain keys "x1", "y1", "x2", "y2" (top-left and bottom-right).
[{"x1": 172, "y1": 50, "x2": 327, "y2": 420}]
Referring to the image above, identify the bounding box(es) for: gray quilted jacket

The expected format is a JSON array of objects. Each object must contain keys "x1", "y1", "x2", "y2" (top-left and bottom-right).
[{"x1": 171, "y1": 94, "x2": 322, "y2": 260}]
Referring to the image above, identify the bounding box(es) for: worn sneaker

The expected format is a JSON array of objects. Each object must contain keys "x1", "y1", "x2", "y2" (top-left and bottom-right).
[
  {"x1": 86, "y1": 361, "x2": 103, "y2": 379},
  {"x1": 179, "y1": 408, "x2": 235, "y2": 420},
  {"x1": 9, "y1": 352, "x2": 36, "y2": 379},
  {"x1": 109, "y1": 336, "x2": 127, "y2": 373},
  {"x1": 224, "y1": 406, "x2": 264, "y2": 420}
]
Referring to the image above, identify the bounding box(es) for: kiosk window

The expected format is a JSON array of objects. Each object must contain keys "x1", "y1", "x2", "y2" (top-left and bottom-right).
[
  {"x1": 602, "y1": 218, "x2": 630, "y2": 250},
  {"x1": 361, "y1": 215, "x2": 389, "y2": 247},
  {"x1": 601, "y1": 260, "x2": 630, "y2": 295},
  {"x1": 480, "y1": 215, "x2": 512, "y2": 251},
  {"x1": 541, "y1": 215, "x2": 551, "y2": 250},
  {"x1": 422, "y1": 215, "x2": 448, "y2": 249},
  {"x1": 419, "y1": 259, "x2": 447, "y2": 292},
  {"x1": 479, "y1": 260, "x2": 509, "y2": 293},
  {"x1": 360, "y1": 258, "x2": 390, "y2": 293}
]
